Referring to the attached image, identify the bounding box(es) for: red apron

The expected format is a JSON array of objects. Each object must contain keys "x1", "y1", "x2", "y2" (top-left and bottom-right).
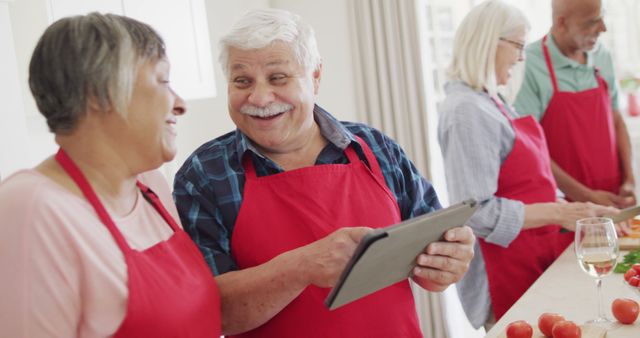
[
  {"x1": 229, "y1": 137, "x2": 421, "y2": 338},
  {"x1": 478, "y1": 98, "x2": 573, "y2": 320},
  {"x1": 540, "y1": 34, "x2": 621, "y2": 194},
  {"x1": 55, "y1": 149, "x2": 221, "y2": 337}
]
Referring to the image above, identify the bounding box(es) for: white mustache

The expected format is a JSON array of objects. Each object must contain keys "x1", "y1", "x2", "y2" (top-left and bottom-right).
[{"x1": 240, "y1": 102, "x2": 293, "y2": 117}]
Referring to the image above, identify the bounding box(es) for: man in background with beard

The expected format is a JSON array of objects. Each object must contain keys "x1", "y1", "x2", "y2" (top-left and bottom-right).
[{"x1": 515, "y1": 0, "x2": 636, "y2": 209}]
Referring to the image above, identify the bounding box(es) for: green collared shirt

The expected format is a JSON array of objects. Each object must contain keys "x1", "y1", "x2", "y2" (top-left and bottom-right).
[{"x1": 514, "y1": 34, "x2": 619, "y2": 121}]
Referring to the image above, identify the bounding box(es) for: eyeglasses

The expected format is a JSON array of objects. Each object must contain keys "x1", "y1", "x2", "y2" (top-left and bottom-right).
[{"x1": 499, "y1": 37, "x2": 525, "y2": 53}]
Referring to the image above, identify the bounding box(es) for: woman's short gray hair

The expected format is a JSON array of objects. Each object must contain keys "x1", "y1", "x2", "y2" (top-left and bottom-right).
[
  {"x1": 447, "y1": 0, "x2": 529, "y2": 95},
  {"x1": 29, "y1": 13, "x2": 165, "y2": 134},
  {"x1": 218, "y1": 8, "x2": 321, "y2": 78}
]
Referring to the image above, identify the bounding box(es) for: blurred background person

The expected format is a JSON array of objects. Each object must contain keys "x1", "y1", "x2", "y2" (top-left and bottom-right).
[
  {"x1": 0, "y1": 13, "x2": 220, "y2": 337},
  {"x1": 515, "y1": 0, "x2": 635, "y2": 208},
  {"x1": 438, "y1": 0, "x2": 618, "y2": 330}
]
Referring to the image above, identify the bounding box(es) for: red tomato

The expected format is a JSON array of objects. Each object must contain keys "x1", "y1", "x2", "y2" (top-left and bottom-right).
[
  {"x1": 625, "y1": 268, "x2": 639, "y2": 281},
  {"x1": 551, "y1": 320, "x2": 581, "y2": 338},
  {"x1": 633, "y1": 263, "x2": 640, "y2": 273},
  {"x1": 612, "y1": 298, "x2": 640, "y2": 324},
  {"x1": 538, "y1": 313, "x2": 564, "y2": 337},
  {"x1": 506, "y1": 320, "x2": 533, "y2": 338},
  {"x1": 630, "y1": 276, "x2": 640, "y2": 287}
]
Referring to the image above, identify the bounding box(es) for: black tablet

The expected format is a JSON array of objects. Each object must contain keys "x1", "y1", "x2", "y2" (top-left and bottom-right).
[{"x1": 325, "y1": 199, "x2": 478, "y2": 310}]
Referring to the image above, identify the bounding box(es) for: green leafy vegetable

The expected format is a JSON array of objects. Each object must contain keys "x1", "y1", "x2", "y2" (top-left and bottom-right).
[{"x1": 615, "y1": 249, "x2": 640, "y2": 273}]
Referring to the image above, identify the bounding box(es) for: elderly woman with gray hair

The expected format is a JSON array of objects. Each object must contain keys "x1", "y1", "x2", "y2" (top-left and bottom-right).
[
  {"x1": 0, "y1": 13, "x2": 220, "y2": 337},
  {"x1": 437, "y1": 0, "x2": 618, "y2": 329}
]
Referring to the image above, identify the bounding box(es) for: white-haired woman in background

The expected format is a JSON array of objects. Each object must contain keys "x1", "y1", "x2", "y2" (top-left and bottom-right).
[
  {"x1": 438, "y1": 0, "x2": 618, "y2": 329},
  {"x1": 0, "y1": 13, "x2": 220, "y2": 337}
]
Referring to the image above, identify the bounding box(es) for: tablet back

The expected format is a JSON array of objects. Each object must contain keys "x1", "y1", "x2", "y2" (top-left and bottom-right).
[{"x1": 325, "y1": 199, "x2": 478, "y2": 310}]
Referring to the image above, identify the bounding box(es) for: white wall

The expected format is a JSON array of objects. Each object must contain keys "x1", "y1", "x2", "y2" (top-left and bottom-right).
[
  {"x1": 168, "y1": 0, "x2": 270, "y2": 180},
  {"x1": 5, "y1": 0, "x2": 55, "y2": 176},
  {"x1": 2, "y1": 0, "x2": 359, "y2": 183},
  {"x1": 0, "y1": 0, "x2": 30, "y2": 180},
  {"x1": 271, "y1": 0, "x2": 358, "y2": 123}
]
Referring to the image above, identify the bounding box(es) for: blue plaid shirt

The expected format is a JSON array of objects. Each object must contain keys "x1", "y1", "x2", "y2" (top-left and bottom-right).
[{"x1": 173, "y1": 105, "x2": 441, "y2": 275}]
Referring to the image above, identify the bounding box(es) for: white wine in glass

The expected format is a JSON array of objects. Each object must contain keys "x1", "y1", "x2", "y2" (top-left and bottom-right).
[
  {"x1": 575, "y1": 217, "x2": 619, "y2": 325},
  {"x1": 578, "y1": 251, "x2": 617, "y2": 278}
]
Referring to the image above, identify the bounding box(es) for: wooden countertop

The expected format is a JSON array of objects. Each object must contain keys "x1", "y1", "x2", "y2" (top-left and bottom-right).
[{"x1": 484, "y1": 246, "x2": 640, "y2": 337}]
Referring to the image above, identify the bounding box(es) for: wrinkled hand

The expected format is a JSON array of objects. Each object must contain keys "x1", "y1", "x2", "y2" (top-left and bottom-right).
[
  {"x1": 298, "y1": 227, "x2": 371, "y2": 288},
  {"x1": 589, "y1": 189, "x2": 633, "y2": 208},
  {"x1": 611, "y1": 181, "x2": 635, "y2": 236},
  {"x1": 618, "y1": 181, "x2": 636, "y2": 208},
  {"x1": 615, "y1": 220, "x2": 632, "y2": 237},
  {"x1": 412, "y1": 226, "x2": 475, "y2": 292},
  {"x1": 557, "y1": 202, "x2": 619, "y2": 231}
]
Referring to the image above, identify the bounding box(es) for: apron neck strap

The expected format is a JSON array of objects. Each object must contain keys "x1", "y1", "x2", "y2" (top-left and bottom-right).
[
  {"x1": 542, "y1": 35, "x2": 560, "y2": 93},
  {"x1": 136, "y1": 181, "x2": 181, "y2": 232},
  {"x1": 54, "y1": 148, "x2": 179, "y2": 251},
  {"x1": 55, "y1": 148, "x2": 132, "y2": 251},
  {"x1": 242, "y1": 152, "x2": 258, "y2": 179},
  {"x1": 483, "y1": 88, "x2": 512, "y2": 121},
  {"x1": 351, "y1": 135, "x2": 386, "y2": 182},
  {"x1": 241, "y1": 136, "x2": 385, "y2": 183}
]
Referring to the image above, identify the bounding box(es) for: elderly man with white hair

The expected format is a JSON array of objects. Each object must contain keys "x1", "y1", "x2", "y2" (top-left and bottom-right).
[{"x1": 174, "y1": 8, "x2": 475, "y2": 338}]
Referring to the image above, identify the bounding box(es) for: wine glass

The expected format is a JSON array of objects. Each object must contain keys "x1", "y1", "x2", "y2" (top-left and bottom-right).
[{"x1": 575, "y1": 217, "x2": 619, "y2": 325}]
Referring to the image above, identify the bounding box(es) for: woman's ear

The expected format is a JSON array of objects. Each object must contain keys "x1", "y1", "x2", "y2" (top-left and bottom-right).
[{"x1": 86, "y1": 91, "x2": 115, "y2": 115}]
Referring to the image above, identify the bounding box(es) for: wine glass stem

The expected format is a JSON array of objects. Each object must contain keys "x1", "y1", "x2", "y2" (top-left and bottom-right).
[{"x1": 595, "y1": 278, "x2": 605, "y2": 320}]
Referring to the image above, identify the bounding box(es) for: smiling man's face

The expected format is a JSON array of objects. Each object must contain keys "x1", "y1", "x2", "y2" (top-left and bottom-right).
[{"x1": 226, "y1": 41, "x2": 321, "y2": 155}]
